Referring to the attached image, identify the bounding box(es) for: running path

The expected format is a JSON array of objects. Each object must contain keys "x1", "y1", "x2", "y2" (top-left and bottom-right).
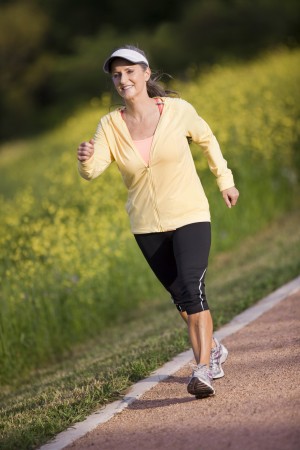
[
  {"x1": 39, "y1": 280, "x2": 299, "y2": 450},
  {"x1": 64, "y1": 289, "x2": 300, "y2": 450}
]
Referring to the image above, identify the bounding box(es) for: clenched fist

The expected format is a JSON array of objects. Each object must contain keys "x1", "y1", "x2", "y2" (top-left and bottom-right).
[
  {"x1": 77, "y1": 138, "x2": 95, "y2": 162},
  {"x1": 222, "y1": 186, "x2": 239, "y2": 208}
]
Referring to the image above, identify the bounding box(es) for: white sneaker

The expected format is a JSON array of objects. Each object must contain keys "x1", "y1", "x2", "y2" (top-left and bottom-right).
[
  {"x1": 210, "y1": 337, "x2": 229, "y2": 379},
  {"x1": 187, "y1": 364, "x2": 215, "y2": 398}
]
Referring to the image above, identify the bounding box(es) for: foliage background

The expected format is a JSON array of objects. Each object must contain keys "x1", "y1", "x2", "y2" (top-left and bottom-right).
[{"x1": 0, "y1": 0, "x2": 299, "y2": 140}]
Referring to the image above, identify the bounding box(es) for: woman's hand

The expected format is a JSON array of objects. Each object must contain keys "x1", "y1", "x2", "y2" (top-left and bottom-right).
[
  {"x1": 77, "y1": 139, "x2": 95, "y2": 162},
  {"x1": 222, "y1": 186, "x2": 239, "y2": 208}
]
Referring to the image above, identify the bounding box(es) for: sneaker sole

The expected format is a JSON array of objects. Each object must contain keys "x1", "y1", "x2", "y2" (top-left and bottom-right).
[
  {"x1": 187, "y1": 377, "x2": 215, "y2": 398},
  {"x1": 212, "y1": 366, "x2": 224, "y2": 380}
]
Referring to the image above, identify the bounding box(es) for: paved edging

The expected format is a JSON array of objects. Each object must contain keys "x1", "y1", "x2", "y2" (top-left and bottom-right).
[{"x1": 39, "y1": 275, "x2": 300, "y2": 450}]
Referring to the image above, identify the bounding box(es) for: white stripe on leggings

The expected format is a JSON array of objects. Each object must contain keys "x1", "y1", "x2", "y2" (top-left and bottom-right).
[{"x1": 198, "y1": 268, "x2": 207, "y2": 311}]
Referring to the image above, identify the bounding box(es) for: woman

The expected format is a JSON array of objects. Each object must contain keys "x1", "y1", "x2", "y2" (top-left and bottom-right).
[{"x1": 77, "y1": 45, "x2": 239, "y2": 398}]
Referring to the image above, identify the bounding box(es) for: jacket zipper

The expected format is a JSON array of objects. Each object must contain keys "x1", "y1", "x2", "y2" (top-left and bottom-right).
[{"x1": 147, "y1": 166, "x2": 163, "y2": 231}]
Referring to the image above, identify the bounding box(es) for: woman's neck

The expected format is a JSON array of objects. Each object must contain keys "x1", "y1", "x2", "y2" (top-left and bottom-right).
[
  {"x1": 124, "y1": 96, "x2": 157, "y2": 122},
  {"x1": 122, "y1": 97, "x2": 161, "y2": 140}
]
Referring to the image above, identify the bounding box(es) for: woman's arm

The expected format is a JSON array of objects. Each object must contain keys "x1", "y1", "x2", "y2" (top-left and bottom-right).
[
  {"x1": 77, "y1": 121, "x2": 114, "y2": 180},
  {"x1": 183, "y1": 100, "x2": 239, "y2": 207}
]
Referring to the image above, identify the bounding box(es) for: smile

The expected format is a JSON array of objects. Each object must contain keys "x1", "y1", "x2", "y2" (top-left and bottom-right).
[{"x1": 121, "y1": 85, "x2": 133, "y2": 91}]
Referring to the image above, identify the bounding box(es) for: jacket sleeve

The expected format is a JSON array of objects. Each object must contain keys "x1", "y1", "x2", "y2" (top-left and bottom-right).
[
  {"x1": 78, "y1": 119, "x2": 115, "y2": 180},
  {"x1": 183, "y1": 100, "x2": 235, "y2": 191}
]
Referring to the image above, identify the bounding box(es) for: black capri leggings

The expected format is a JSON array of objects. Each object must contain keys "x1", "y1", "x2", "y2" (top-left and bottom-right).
[{"x1": 134, "y1": 222, "x2": 211, "y2": 315}]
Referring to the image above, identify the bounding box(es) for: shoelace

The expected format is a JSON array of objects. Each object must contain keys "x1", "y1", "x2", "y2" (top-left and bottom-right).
[
  {"x1": 189, "y1": 362, "x2": 199, "y2": 373},
  {"x1": 189, "y1": 363, "x2": 212, "y2": 379}
]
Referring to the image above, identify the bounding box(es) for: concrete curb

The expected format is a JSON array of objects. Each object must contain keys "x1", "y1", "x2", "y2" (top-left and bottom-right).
[{"x1": 39, "y1": 275, "x2": 300, "y2": 450}]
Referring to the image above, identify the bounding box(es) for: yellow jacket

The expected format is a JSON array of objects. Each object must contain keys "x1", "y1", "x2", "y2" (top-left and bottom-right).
[{"x1": 78, "y1": 97, "x2": 235, "y2": 233}]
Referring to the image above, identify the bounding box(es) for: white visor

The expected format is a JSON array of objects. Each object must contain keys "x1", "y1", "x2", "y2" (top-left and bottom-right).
[{"x1": 103, "y1": 49, "x2": 149, "y2": 73}]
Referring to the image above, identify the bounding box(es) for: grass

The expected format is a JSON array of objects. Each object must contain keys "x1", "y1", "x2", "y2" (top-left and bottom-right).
[{"x1": 0, "y1": 209, "x2": 299, "y2": 450}]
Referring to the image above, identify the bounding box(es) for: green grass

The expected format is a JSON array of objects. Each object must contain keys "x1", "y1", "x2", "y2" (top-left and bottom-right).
[{"x1": 0, "y1": 210, "x2": 300, "y2": 450}]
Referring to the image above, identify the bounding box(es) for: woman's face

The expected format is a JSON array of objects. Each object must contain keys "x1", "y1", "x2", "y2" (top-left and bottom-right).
[{"x1": 110, "y1": 58, "x2": 150, "y2": 100}]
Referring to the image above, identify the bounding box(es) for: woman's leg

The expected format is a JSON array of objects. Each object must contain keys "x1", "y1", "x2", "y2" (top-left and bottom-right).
[
  {"x1": 188, "y1": 310, "x2": 213, "y2": 365},
  {"x1": 180, "y1": 306, "x2": 227, "y2": 382},
  {"x1": 135, "y1": 226, "x2": 225, "y2": 391},
  {"x1": 134, "y1": 231, "x2": 180, "y2": 302},
  {"x1": 179, "y1": 310, "x2": 216, "y2": 355},
  {"x1": 172, "y1": 223, "x2": 212, "y2": 364},
  {"x1": 135, "y1": 226, "x2": 214, "y2": 363}
]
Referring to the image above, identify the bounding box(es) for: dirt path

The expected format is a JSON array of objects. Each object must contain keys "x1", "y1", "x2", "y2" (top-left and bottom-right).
[{"x1": 66, "y1": 291, "x2": 300, "y2": 450}]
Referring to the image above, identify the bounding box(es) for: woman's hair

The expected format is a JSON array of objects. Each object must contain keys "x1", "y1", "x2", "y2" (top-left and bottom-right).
[{"x1": 110, "y1": 44, "x2": 178, "y2": 98}]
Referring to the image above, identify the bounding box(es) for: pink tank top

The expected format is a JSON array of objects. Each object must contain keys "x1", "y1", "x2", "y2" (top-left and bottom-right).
[
  {"x1": 121, "y1": 99, "x2": 164, "y2": 165},
  {"x1": 133, "y1": 136, "x2": 154, "y2": 165}
]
